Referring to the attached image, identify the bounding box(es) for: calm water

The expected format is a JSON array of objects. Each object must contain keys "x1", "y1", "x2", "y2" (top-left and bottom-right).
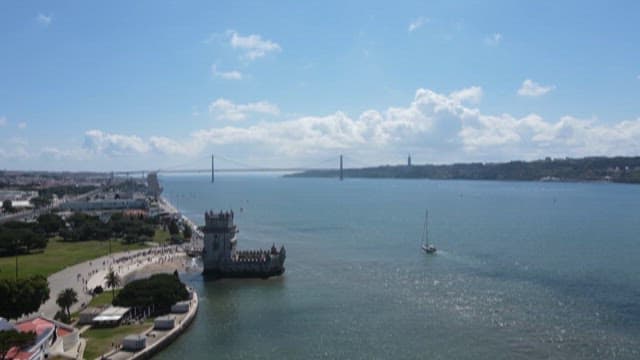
[{"x1": 156, "y1": 175, "x2": 640, "y2": 359}]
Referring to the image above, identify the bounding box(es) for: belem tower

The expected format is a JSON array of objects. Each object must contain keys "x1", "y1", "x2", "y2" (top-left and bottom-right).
[{"x1": 201, "y1": 210, "x2": 286, "y2": 278}]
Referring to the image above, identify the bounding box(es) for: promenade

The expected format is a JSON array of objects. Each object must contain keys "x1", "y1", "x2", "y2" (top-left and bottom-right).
[
  {"x1": 103, "y1": 290, "x2": 199, "y2": 360},
  {"x1": 39, "y1": 245, "x2": 186, "y2": 318}
]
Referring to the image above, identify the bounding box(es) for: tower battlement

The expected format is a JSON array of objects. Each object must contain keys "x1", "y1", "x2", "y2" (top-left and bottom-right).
[
  {"x1": 201, "y1": 209, "x2": 285, "y2": 279},
  {"x1": 203, "y1": 210, "x2": 235, "y2": 230}
]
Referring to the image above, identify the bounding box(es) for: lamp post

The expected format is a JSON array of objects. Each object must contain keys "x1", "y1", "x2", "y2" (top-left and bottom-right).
[
  {"x1": 100, "y1": 213, "x2": 113, "y2": 256},
  {"x1": 12, "y1": 238, "x2": 20, "y2": 281}
]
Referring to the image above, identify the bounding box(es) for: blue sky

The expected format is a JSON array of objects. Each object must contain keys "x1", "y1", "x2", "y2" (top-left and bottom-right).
[{"x1": 1, "y1": 1, "x2": 640, "y2": 171}]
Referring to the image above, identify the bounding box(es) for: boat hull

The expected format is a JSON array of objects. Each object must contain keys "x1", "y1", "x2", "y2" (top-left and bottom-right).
[{"x1": 422, "y1": 244, "x2": 437, "y2": 254}]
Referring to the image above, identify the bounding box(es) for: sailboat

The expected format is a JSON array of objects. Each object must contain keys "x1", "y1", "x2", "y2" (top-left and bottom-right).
[{"x1": 421, "y1": 210, "x2": 437, "y2": 254}]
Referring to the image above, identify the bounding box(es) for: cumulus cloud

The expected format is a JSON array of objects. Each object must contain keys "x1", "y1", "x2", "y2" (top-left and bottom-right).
[
  {"x1": 449, "y1": 86, "x2": 483, "y2": 104},
  {"x1": 518, "y1": 79, "x2": 555, "y2": 97},
  {"x1": 17, "y1": 122, "x2": 27, "y2": 129},
  {"x1": 49, "y1": 87, "x2": 640, "y2": 166},
  {"x1": 0, "y1": 116, "x2": 6, "y2": 127},
  {"x1": 484, "y1": 33, "x2": 502, "y2": 46},
  {"x1": 83, "y1": 130, "x2": 150, "y2": 155},
  {"x1": 408, "y1": 17, "x2": 428, "y2": 33},
  {"x1": 211, "y1": 65, "x2": 243, "y2": 80},
  {"x1": 227, "y1": 30, "x2": 281, "y2": 60},
  {"x1": 36, "y1": 13, "x2": 53, "y2": 26},
  {"x1": 0, "y1": 138, "x2": 30, "y2": 159},
  {"x1": 209, "y1": 98, "x2": 280, "y2": 121}
]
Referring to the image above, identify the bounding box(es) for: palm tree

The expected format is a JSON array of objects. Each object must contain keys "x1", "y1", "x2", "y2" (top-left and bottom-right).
[
  {"x1": 104, "y1": 268, "x2": 121, "y2": 301},
  {"x1": 56, "y1": 288, "x2": 78, "y2": 320}
]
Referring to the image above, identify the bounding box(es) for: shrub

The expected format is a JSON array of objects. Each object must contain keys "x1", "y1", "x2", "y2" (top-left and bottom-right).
[{"x1": 113, "y1": 273, "x2": 189, "y2": 315}]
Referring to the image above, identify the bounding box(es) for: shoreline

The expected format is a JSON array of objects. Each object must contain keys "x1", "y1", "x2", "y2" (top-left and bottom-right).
[
  {"x1": 158, "y1": 195, "x2": 204, "y2": 249},
  {"x1": 34, "y1": 195, "x2": 202, "y2": 360},
  {"x1": 99, "y1": 288, "x2": 199, "y2": 360}
]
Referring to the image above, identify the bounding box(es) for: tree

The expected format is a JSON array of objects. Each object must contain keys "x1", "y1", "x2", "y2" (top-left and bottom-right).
[
  {"x1": 55, "y1": 288, "x2": 78, "y2": 322},
  {"x1": 104, "y1": 268, "x2": 121, "y2": 301},
  {"x1": 0, "y1": 224, "x2": 47, "y2": 257},
  {"x1": 0, "y1": 276, "x2": 50, "y2": 320},
  {"x1": 168, "y1": 220, "x2": 179, "y2": 236},
  {"x1": 114, "y1": 273, "x2": 189, "y2": 315},
  {"x1": 36, "y1": 213, "x2": 64, "y2": 236},
  {"x1": 1, "y1": 200, "x2": 13, "y2": 214},
  {"x1": 29, "y1": 196, "x2": 52, "y2": 208},
  {"x1": 0, "y1": 330, "x2": 36, "y2": 360},
  {"x1": 182, "y1": 225, "x2": 192, "y2": 240}
]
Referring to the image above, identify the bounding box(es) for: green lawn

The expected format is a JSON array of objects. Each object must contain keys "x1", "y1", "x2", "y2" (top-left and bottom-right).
[
  {"x1": 83, "y1": 322, "x2": 152, "y2": 360},
  {"x1": 0, "y1": 237, "x2": 150, "y2": 280},
  {"x1": 153, "y1": 229, "x2": 170, "y2": 245},
  {"x1": 88, "y1": 289, "x2": 121, "y2": 307}
]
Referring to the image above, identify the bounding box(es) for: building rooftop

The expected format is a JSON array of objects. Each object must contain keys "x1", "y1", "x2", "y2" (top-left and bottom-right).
[{"x1": 93, "y1": 306, "x2": 130, "y2": 323}]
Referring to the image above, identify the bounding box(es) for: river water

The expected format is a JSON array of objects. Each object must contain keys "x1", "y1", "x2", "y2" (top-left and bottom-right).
[{"x1": 156, "y1": 174, "x2": 640, "y2": 359}]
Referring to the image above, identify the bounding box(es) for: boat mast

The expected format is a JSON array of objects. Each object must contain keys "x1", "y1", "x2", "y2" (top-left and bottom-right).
[{"x1": 424, "y1": 210, "x2": 429, "y2": 247}]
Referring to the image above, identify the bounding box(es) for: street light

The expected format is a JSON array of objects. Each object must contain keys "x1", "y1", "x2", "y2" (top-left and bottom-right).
[
  {"x1": 99, "y1": 213, "x2": 113, "y2": 256},
  {"x1": 12, "y1": 238, "x2": 20, "y2": 281}
]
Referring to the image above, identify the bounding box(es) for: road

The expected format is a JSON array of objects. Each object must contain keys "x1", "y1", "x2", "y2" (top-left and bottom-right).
[{"x1": 0, "y1": 187, "x2": 103, "y2": 224}]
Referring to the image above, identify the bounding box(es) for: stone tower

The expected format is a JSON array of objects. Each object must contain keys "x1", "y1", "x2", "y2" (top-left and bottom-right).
[
  {"x1": 202, "y1": 210, "x2": 237, "y2": 273},
  {"x1": 200, "y1": 209, "x2": 286, "y2": 279}
]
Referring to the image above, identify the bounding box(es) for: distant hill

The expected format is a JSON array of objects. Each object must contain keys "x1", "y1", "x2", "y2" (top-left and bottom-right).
[{"x1": 286, "y1": 156, "x2": 640, "y2": 184}]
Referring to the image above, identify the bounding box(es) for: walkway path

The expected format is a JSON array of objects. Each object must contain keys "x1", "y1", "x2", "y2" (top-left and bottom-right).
[
  {"x1": 39, "y1": 245, "x2": 185, "y2": 318},
  {"x1": 104, "y1": 289, "x2": 199, "y2": 360}
]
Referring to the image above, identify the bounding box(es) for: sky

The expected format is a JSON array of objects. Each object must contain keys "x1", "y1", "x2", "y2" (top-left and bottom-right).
[{"x1": 1, "y1": 0, "x2": 640, "y2": 171}]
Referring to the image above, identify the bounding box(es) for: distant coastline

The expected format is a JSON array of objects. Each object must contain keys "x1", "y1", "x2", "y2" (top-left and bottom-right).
[{"x1": 286, "y1": 156, "x2": 640, "y2": 184}]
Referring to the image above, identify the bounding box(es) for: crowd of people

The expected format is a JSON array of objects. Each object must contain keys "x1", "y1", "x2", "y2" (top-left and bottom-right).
[{"x1": 75, "y1": 245, "x2": 186, "y2": 295}]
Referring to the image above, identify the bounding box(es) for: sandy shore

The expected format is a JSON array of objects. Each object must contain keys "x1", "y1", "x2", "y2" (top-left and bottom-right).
[
  {"x1": 85, "y1": 245, "x2": 195, "y2": 292},
  {"x1": 123, "y1": 255, "x2": 202, "y2": 284}
]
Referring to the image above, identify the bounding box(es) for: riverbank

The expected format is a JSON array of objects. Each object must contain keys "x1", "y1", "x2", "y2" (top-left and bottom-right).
[
  {"x1": 102, "y1": 289, "x2": 199, "y2": 360},
  {"x1": 286, "y1": 155, "x2": 640, "y2": 184},
  {"x1": 38, "y1": 245, "x2": 181, "y2": 318},
  {"x1": 158, "y1": 195, "x2": 203, "y2": 249}
]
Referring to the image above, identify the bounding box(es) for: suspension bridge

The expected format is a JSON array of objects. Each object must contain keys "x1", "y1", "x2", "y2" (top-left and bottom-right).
[{"x1": 112, "y1": 154, "x2": 412, "y2": 182}]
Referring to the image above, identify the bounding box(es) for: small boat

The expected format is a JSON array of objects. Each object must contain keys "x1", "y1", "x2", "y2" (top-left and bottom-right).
[{"x1": 421, "y1": 210, "x2": 436, "y2": 254}]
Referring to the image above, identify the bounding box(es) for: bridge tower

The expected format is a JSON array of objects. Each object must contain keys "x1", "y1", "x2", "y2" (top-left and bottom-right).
[
  {"x1": 339, "y1": 154, "x2": 344, "y2": 181},
  {"x1": 211, "y1": 154, "x2": 216, "y2": 184},
  {"x1": 408, "y1": 154, "x2": 412, "y2": 167}
]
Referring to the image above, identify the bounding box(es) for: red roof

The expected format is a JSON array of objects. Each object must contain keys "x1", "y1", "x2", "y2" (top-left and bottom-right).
[
  {"x1": 5, "y1": 317, "x2": 75, "y2": 359},
  {"x1": 15, "y1": 317, "x2": 72, "y2": 337}
]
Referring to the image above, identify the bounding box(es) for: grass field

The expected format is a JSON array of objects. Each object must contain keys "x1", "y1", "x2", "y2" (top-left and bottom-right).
[
  {"x1": 83, "y1": 321, "x2": 152, "y2": 360},
  {"x1": 0, "y1": 231, "x2": 164, "y2": 280},
  {"x1": 153, "y1": 229, "x2": 170, "y2": 245},
  {"x1": 88, "y1": 289, "x2": 121, "y2": 307}
]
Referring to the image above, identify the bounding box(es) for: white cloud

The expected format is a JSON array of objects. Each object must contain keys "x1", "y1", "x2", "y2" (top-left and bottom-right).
[
  {"x1": 408, "y1": 17, "x2": 428, "y2": 33},
  {"x1": 17, "y1": 122, "x2": 27, "y2": 129},
  {"x1": 40, "y1": 147, "x2": 88, "y2": 161},
  {"x1": 0, "y1": 138, "x2": 30, "y2": 159},
  {"x1": 0, "y1": 116, "x2": 6, "y2": 127},
  {"x1": 211, "y1": 65, "x2": 243, "y2": 80},
  {"x1": 83, "y1": 130, "x2": 150, "y2": 156},
  {"x1": 484, "y1": 33, "x2": 502, "y2": 46},
  {"x1": 518, "y1": 79, "x2": 555, "y2": 97},
  {"x1": 227, "y1": 30, "x2": 281, "y2": 60},
  {"x1": 449, "y1": 86, "x2": 483, "y2": 104},
  {"x1": 33, "y1": 87, "x2": 640, "y2": 167},
  {"x1": 209, "y1": 98, "x2": 280, "y2": 121},
  {"x1": 36, "y1": 13, "x2": 53, "y2": 26},
  {"x1": 149, "y1": 136, "x2": 202, "y2": 156}
]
